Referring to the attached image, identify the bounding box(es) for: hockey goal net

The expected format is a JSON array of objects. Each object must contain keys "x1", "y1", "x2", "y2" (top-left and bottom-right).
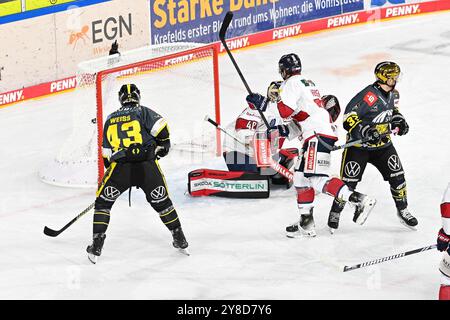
[{"x1": 39, "y1": 43, "x2": 221, "y2": 187}]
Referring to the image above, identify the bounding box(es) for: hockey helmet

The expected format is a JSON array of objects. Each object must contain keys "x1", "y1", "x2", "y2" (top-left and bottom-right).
[
  {"x1": 322, "y1": 95, "x2": 341, "y2": 123},
  {"x1": 118, "y1": 84, "x2": 141, "y2": 106},
  {"x1": 279, "y1": 53, "x2": 302, "y2": 80},
  {"x1": 374, "y1": 61, "x2": 401, "y2": 87}
]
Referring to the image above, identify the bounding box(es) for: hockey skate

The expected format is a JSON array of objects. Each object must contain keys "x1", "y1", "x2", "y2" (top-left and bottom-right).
[
  {"x1": 86, "y1": 233, "x2": 106, "y2": 264},
  {"x1": 286, "y1": 210, "x2": 316, "y2": 238},
  {"x1": 349, "y1": 192, "x2": 377, "y2": 225},
  {"x1": 396, "y1": 208, "x2": 418, "y2": 230},
  {"x1": 171, "y1": 227, "x2": 190, "y2": 255}
]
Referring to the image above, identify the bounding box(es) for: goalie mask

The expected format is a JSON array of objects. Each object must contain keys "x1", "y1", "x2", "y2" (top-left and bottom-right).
[{"x1": 119, "y1": 84, "x2": 141, "y2": 106}]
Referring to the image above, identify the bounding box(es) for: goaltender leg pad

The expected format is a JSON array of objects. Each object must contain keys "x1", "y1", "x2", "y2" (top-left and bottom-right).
[
  {"x1": 299, "y1": 137, "x2": 333, "y2": 177},
  {"x1": 188, "y1": 169, "x2": 270, "y2": 199}
]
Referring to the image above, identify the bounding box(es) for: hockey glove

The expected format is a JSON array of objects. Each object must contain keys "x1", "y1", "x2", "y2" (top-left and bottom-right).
[
  {"x1": 246, "y1": 93, "x2": 268, "y2": 112},
  {"x1": 391, "y1": 113, "x2": 409, "y2": 136},
  {"x1": 267, "y1": 81, "x2": 282, "y2": 103},
  {"x1": 267, "y1": 119, "x2": 289, "y2": 140},
  {"x1": 109, "y1": 40, "x2": 120, "y2": 55},
  {"x1": 437, "y1": 228, "x2": 450, "y2": 253},
  {"x1": 322, "y1": 95, "x2": 341, "y2": 123},
  {"x1": 156, "y1": 145, "x2": 169, "y2": 158},
  {"x1": 361, "y1": 126, "x2": 381, "y2": 145}
]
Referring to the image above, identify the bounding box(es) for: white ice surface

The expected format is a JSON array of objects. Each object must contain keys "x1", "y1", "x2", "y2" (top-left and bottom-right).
[{"x1": 0, "y1": 12, "x2": 449, "y2": 300}]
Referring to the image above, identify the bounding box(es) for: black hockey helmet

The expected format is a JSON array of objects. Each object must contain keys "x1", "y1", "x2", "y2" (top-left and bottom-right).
[
  {"x1": 322, "y1": 95, "x2": 341, "y2": 123},
  {"x1": 279, "y1": 53, "x2": 302, "y2": 80},
  {"x1": 374, "y1": 61, "x2": 401, "y2": 87},
  {"x1": 118, "y1": 84, "x2": 141, "y2": 106}
]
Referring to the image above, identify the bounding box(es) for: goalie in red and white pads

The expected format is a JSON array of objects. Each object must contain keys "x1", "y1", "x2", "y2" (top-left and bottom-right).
[
  {"x1": 438, "y1": 183, "x2": 450, "y2": 300},
  {"x1": 246, "y1": 53, "x2": 377, "y2": 237},
  {"x1": 222, "y1": 81, "x2": 300, "y2": 187}
]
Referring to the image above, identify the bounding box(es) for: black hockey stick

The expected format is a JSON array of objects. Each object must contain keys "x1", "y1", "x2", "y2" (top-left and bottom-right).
[
  {"x1": 343, "y1": 244, "x2": 437, "y2": 272},
  {"x1": 205, "y1": 115, "x2": 294, "y2": 182},
  {"x1": 205, "y1": 115, "x2": 246, "y2": 147},
  {"x1": 219, "y1": 11, "x2": 270, "y2": 128},
  {"x1": 43, "y1": 202, "x2": 95, "y2": 237},
  {"x1": 314, "y1": 133, "x2": 367, "y2": 152}
]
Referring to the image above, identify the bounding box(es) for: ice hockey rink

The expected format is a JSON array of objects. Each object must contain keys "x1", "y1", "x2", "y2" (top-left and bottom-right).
[{"x1": 1, "y1": 11, "x2": 449, "y2": 300}]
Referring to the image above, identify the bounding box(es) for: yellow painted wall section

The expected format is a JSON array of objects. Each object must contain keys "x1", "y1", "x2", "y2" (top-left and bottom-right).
[{"x1": 0, "y1": 0, "x2": 21, "y2": 17}]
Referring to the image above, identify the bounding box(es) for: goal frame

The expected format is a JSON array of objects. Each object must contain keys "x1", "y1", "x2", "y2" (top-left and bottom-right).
[{"x1": 95, "y1": 44, "x2": 221, "y2": 183}]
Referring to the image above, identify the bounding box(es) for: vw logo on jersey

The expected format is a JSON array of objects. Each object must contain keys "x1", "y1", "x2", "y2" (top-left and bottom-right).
[
  {"x1": 151, "y1": 186, "x2": 166, "y2": 200},
  {"x1": 344, "y1": 161, "x2": 361, "y2": 178},
  {"x1": 104, "y1": 186, "x2": 121, "y2": 200},
  {"x1": 387, "y1": 155, "x2": 402, "y2": 172}
]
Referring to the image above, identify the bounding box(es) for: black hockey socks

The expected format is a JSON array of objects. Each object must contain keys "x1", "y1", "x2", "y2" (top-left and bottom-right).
[
  {"x1": 158, "y1": 205, "x2": 181, "y2": 230},
  {"x1": 93, "y1": 210, "x2": 110, "y2": 234},
  {"x1": 390, "y1": 181, "x2": 408, "y2": 210}
]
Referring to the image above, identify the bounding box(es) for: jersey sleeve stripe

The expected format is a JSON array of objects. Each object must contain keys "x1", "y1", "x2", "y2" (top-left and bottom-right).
[{"x1": 151, "y1": 118, "x2": 168, "y2": 137}]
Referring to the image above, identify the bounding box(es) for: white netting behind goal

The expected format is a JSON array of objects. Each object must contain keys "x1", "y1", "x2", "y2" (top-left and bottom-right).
[{"x1": 39, "y1": 43, "x2": 221, "y2": 188}]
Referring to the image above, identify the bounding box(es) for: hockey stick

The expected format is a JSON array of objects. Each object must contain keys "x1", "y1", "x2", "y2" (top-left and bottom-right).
[
  {"x1": 205, "y1": 115, "x2": 246, "y2": 148},
  {"x1": 314, "y1": 133, "x2": 367, "y2": 152},
  {"x1": 343, "y1": 244, "x2": 437, "y2": 272},
  {"x1": 219, "y1": 11, "x2": 270, "y2": 129},
  {"x1": 43, "y1": 202, "x2": 95, "y2": 237},
  {"x1": 205, "y1": 116, "x2": 294, "y2": 182}
]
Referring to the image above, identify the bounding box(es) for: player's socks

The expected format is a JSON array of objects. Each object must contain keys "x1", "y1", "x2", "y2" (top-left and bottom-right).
[{"x1": 439, "y1": 285, "x2": 450, "y2": 300}]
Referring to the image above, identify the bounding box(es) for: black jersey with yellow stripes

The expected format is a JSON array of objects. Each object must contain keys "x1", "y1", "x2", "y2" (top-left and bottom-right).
[
  {"x1": 343, "y1": 83, "x2": 399, "y2": 150},
  {"x1": 102, "y1": 104, "x2": 168, "y2": 153}
]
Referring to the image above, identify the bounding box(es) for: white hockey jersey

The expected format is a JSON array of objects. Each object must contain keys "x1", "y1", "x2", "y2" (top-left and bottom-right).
[
  {"x1": 223, "y1": 103, "x2": 301, "y2": 157},
  {"x1": 278, "y1": 74, "x2": 336, "y2": 141},
  {"x1": 442, "y1": 183, "x2": 450, "y2": 234}
]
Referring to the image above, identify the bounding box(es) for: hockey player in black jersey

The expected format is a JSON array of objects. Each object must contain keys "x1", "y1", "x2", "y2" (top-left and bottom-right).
[
  {"x1": 327, "y1": 61, "x2": 418, "y2": 232},
  {"x1": 86, "y1": 84, "x2": 188, "y2": 263}
]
